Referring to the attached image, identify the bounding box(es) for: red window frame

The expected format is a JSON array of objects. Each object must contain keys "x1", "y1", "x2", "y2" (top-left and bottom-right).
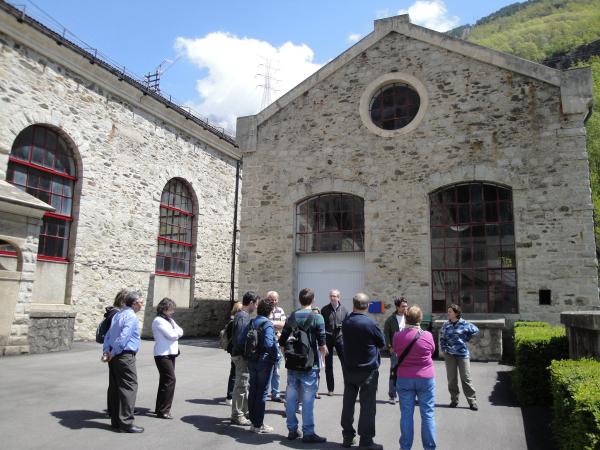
[
  {"x1": 296, "y1": 193, "x2": 364, "y2": 253},
  {"x1": 369, "y1": 83, "x2": 420, "y2": 130},
  {"x1": 6, "y1": 126, "x2": 76, "y2": 262},
  {"x1": 430, "y1": 182, "x2": 518, "y2": 314},
  {"x1": 155, "y1": 179, "x2": 195, "y2": 277}
]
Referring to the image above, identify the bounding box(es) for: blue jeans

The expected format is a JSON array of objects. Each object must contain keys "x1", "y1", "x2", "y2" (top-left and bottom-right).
[
  {"x1": 248, "y1": 360, "x2": 275, "y2": 427},
  {"x1": 285, "y1": 369, "x2": 319, "y2": 436},
  {"x1": 267, "y1": 348, "x2": 282, "y2": 398},
  {"x1": 396, "y1": 377, "x2": 436, "y2": 450}
]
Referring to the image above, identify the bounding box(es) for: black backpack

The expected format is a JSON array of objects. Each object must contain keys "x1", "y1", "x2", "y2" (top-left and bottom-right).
[
  {"x1": 243, "y1": 319, "x2": 268, "y2": 361},
  {"x1": 95, "y1": 307, "x2": 118, "y2": 344},
  {"x1": 219, "y1": 319, "x2": 234, "y2": 352},
  {"x1": 283, "y1": 312, "x2": 315, "y2": 371}
]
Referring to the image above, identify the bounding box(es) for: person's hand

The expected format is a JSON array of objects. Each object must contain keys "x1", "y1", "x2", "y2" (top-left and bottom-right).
[
  {"x1": 319, "y1": 345, "x2": 329, "y2": 357},
  {"x1": 101, "y1": 352, "x2": 109, "y2": 363},
  {"x1": 106, "y1": 351, "x2": 113, "y2": 362}
]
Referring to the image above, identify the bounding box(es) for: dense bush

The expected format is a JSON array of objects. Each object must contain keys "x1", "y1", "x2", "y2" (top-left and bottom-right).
[
  {"x1": 513, "y1": 322, "x2": 568, "y2": 405},
  {"x1": 513, "y1": 321, "x2": 550, "y2": 328},
  {"x1": 549, "y1": 359, "x2": 600, "y2": 450}
]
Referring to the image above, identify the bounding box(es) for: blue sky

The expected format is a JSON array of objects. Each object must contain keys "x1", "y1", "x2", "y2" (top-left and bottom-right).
[{"x1": 14, "y1": 0, "x2": 519, "y2": 133}]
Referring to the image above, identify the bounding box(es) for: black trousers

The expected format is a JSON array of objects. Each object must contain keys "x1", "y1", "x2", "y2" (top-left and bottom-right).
[
  {"x1": 341, "y1": 368, "x2": 379, "y2": 443},
  {"x1": 154, "y1": 355, "x2": 177, "y2": 415},
  {"x1": 108, "y1": 352, "x2": 138, "y2": 428},
  {"x1": 325, "y1": 335, "x2": 345, "y2": 392}
]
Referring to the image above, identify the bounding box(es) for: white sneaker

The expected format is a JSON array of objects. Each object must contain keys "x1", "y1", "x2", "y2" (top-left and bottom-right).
[
  {"x1": 251, "y1": 424, "x2": 274, "y2": 434},
  {"x1": 225, "y1": 398, "x2": 232, "y2": 405},
  {"x1": 296, "y1": 404, "x2": 302, "y2": 413}
]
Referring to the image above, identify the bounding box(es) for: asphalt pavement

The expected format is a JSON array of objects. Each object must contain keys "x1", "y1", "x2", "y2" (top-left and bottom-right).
[{"x1": 0, "y1": 339, "x2": 541, "y2": 449}]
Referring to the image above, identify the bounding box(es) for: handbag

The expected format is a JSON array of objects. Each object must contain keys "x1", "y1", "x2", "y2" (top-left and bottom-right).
[{"x1": 389, "y1": 328, "x2": 424, "y2": 381}]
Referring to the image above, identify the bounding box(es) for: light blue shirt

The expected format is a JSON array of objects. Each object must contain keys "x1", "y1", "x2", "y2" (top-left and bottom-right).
[{"x1": 102, "y1": 307, "x2": 140, "y2": 355}]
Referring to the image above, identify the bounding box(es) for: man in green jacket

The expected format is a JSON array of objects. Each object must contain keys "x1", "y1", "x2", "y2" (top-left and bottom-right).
[{"x1": 383, "y1": 297, "x2": 407, "y2": 404}]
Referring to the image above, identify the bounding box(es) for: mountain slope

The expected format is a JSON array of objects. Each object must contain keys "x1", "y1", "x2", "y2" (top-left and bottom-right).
[{"x1": 449, "y1": 0, "x2": 600, "y2": 62}]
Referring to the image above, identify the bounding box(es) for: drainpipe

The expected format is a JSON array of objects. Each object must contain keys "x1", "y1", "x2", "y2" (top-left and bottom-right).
[{"x1": 229, "y1": 159, "x2": 241, "y2": 305}]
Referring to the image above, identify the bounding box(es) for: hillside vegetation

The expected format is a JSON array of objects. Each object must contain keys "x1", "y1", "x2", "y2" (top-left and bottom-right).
[
  {"x1": 451, "y1": 0, "x2": 600, "y2": 250},
  {"x1": 451, "y1": 0, "x2": 600, "y2": 62}
]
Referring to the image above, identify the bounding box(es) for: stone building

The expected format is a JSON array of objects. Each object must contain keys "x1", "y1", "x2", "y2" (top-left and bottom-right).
[
  {"x1": 236, "y1": 15, "x2": 598, "y2": 328},
  {"x1": 0, "y1": 2, "x2": 240, "y2": 354}
]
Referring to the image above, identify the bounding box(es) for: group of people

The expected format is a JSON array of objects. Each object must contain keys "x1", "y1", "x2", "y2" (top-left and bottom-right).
[
  {"x1": 100, "y1": 290, "x2": 183, "y2": 433},
  {"x1": 98, "y1": 286, "x2": 481, "y2": 450},
  {"x1": 227, "y1": 290, "x2": 480, "y2": 450}
]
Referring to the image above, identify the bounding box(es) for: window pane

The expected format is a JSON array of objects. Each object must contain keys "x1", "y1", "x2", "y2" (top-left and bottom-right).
[{"x1": 430, "y1": 183, "x2": 517, "y2": 313}]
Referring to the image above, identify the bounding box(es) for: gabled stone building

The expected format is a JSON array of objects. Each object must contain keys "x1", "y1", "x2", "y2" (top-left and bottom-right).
[
  {"x1": 0, "y1": 1, "x2": 240, "y2": 354},
  {"x1": 237, "y1": 15, "x2": 598, "y2": 325}
]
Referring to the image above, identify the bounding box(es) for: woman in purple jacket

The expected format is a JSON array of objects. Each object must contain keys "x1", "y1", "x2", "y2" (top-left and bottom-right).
[{"x1": 392, "y1": 305, "x2": 436, "y2": 450}]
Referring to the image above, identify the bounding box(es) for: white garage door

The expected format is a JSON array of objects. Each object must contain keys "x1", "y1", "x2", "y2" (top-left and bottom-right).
[{"x1": 296, "y1": 253, "x2": 365, "y2": 312}]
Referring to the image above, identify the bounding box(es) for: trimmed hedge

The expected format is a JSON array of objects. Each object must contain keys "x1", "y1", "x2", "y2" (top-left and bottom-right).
[
  {"x1": 550, "y1": 359, "x2": 600, "y2": 450},
  {"x1": 513, "y1": 322, "x2": 568, "y2": 405}
]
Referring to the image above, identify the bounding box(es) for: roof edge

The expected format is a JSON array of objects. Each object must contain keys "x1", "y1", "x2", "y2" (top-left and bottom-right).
[{"x1": 248, "y1": 14, "x2": 568, "y2": 130}]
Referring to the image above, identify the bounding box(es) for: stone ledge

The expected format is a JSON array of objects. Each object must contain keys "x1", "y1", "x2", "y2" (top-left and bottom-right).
[
  {"x1": 29, "y1": 305, "x2": 76, "y2": 319},
  {"x1": 560, "y1": 311, "x2": 600, "y2": 330},
  {"x1": 432, "y1": 318, "x2": 506, "y2": 329}
]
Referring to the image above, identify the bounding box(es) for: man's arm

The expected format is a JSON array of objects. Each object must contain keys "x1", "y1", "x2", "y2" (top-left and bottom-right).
[{"x1": 373, "y1": 323, "x2": 386, "y2": 349}]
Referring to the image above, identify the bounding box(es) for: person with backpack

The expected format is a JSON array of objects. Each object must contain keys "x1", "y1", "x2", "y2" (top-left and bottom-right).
[
  {"x1": 393, "y1": 305, "x2": 436, "y2": 450},
  {"x1": 223, "y1": 302, "x2": 242, "y2": 405},
  {"x1": 340, "y1": 293, "x2": 386, "y2": 450},
  {"x1": 278, "y1": 288, "x2": 328, "y2": 444},
  {"x1": 243, "y1": 297, "x2": 279, "y2": 433},
  {"x1": 229, "y1": 291, "x2": 259, "y2": 426},
  {"x1": 102, "y1": 290, "x2": 145, "y2": 433},
  {"x1": 99, "y1": 289, "x2": 128, "y2": 418}
]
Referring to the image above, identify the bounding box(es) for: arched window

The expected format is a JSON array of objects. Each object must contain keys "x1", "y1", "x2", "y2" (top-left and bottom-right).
[
  {"x1": 430, "y1": 183, "x2": 517, "y2": 314},
  {"x1": 155, "y1": 179, "x2": 195, "y2": 277},
  {"x1": 6, "y1": 125, "x2": 77, "y2": 261},
  {"x1": 296, "y1": 193, "x2": 364, "y2": 253}
]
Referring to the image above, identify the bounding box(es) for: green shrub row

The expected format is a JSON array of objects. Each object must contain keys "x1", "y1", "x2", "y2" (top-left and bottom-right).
[
  {"x1": 513, "y1": 322, "x2": 568, "y2": 405},
  {"x1": 549, "y1": 359, "x2": 600, "y2": 450}
]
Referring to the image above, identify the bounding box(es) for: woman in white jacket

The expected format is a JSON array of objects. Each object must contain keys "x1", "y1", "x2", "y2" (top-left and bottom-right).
[{"x1": 152, "y1": 297, "x2": 184, "y2": 419}]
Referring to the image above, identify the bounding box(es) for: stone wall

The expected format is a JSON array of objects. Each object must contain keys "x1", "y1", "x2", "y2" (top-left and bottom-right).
[
  {"x1": 140, "y1": 298, "x2": 231, "y2": 339},
  {"x1": 238, "y1": 28, "x2": 598, "y2": 322},
  {"x1": 29, "y1": 310, "x2": 76, "y2": 353},
  {"x1": 0, "y1": 13, "x2": 240, "y2": 343},
  {"x1": 561, "y1": 310, "x2": 600, "y2": 360},
  {"x1": 433, "y1": 319, "x2": 504, "y2": 361}
]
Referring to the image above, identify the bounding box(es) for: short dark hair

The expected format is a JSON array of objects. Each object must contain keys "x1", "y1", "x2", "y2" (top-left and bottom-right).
[
  {"x1": 113, "y1": 289, "x2": 128, "y2": 308},
  {"x1": 448, "y1": 303, "x2": 462, "y2": 319},
  {"x1": 156, "y1": 297, "x2": 176, "y2": 315},
  {"x1": 394, "y1": 297, "x2": 408, "y2": 307},
  {"x1": 298, "y1": 288, "x2": 314, "y2": 306},
  {"x1": 124, "y1": 290, "x2": 142, "y2": 307},
  {"x1": 353, "y1": 293, "x2": 370, "y2": 310},
  {"x1": 257, "y1": 298, "x2": 275, "y2": 318},
  {"x1": 242, "y1": 291, "x2": 260, "y2": 306}
]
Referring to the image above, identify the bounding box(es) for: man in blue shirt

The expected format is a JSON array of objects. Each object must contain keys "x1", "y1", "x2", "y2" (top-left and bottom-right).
[
  {"x1": 279, "y1": 288, "x2": 328, "y2": 443},
  {"x1": 341, "y1": 293, "x2": 385, "y2": 450},
  {"x1": 102, "y1": 290, "x2": 144, "y2": 433}
]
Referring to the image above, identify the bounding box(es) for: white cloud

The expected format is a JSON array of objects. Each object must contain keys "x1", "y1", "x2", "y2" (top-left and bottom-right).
[
  {"x1": 348, "y1": 33, "x2": 362, "y2": 43},
  {"x1": 175, "y1": 32, "x2": 322, "y2": 134},
  {"x1": 397, "y1": 0, "x2": 459, "y2": 32}
]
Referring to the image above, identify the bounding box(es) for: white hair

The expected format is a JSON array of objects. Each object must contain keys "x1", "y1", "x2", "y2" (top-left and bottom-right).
[{"x1": 329, "y1": 289, "x2": 340, "y2": 296}]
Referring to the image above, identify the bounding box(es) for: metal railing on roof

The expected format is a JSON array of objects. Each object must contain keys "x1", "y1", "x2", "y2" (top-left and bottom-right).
[{"x1": 1, "y1": 0, "x2": 237, "y2": 146}]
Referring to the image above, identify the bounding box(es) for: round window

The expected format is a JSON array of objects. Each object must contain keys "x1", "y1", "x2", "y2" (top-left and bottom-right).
[{"x1": 369, "y1": 83, "x2": 420, "y2": 130}]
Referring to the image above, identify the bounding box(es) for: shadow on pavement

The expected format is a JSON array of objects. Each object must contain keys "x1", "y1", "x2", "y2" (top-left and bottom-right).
[
  {"x1": 51, "y1": 410, "x2": 113, "y2": 430},
  {"x1": 181, "y1": 414, "x2": 285, "y2": 445},
  {"x1": 187, "y1": 397, "x2": 225, "y2": 406},
  {"x1": 488, "y1": 366, "x2": 557, "y2": 450}
]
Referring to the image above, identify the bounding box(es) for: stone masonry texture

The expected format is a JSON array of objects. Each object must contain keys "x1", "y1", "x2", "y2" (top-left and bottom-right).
[
  {"x1": 238, "y1": 30, "x2": 599, "y2": 325},
  {"x1": 0, "y1": 24, "x2": 239, "y2": 344}
]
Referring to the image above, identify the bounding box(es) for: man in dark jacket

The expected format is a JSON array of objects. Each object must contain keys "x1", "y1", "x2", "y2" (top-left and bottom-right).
[
  {"x1": 320, "y1": 289, "x2": 349, "y2": 395},
  {"x1": 383, "y1": 297, "x2": 407, "y2": 403},
  {"x1": 341, "y1": 293, "x2": 385, "y2": 450}
]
